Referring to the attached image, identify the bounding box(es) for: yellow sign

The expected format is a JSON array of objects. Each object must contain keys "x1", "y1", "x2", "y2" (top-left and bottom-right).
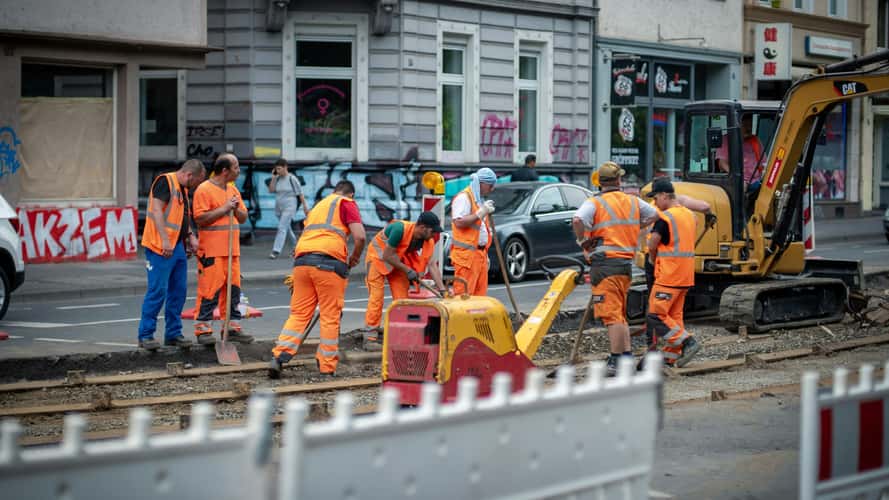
[{"x1": 254, "y1": 145, "x2": 282, "y2": 158}]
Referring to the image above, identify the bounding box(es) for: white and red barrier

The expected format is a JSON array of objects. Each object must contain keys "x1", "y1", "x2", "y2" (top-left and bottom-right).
[
  {"x1": 803, "y1": 180, "x2": 815, "y2": 253},
  {"x1": 422, "y1": 194, "x2": 445, "y2": 276},
  {"x1": 16, "y1": 206, "x2": 139, "y2": 263},
  {"x1": 800, "y1": 362, "x2": 889, "y2": 500}
]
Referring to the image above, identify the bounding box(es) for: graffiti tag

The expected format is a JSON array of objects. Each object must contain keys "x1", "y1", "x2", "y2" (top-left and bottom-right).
[
  {"x1": 479, "y1": 114, "x2": 517, "y2": 161},
  {"x1": 186, "y1": 124, "x2": 224, "y2": 138},
  {"x1": 0, "y1": 126, "x2": 22, "y2": 178},
  {"x1": 187, "y1": 144, "x2": 215, "y2": 157},
  {"x1": 17, "y1": 207, "x2": 138, "y2": 263},
  {"x1": 549, "y1": 125, "x2": 589, "y2": 164}
]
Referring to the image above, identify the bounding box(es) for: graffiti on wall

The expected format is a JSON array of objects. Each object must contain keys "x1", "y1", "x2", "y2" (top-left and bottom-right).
[
  {"x1": 479, "y1": 114, "x2": 517, "y2": 161},
  {"x1": 17, "y1": 207, "x2": 138, "y2": 263},
  {"x1": 549, "y1": 125, "x2": 589, "y2": 164},
  {"x1": 0, "y1": 126, "x2": 22, "y2": 178},
  {"x1": 186, "y1": 123, "x2": 224, "y2": 159}
]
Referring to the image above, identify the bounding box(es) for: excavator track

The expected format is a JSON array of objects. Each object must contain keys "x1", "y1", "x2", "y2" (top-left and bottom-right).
[{"x1": 719, "y1": 277, "x2": 848, "y2": 333}]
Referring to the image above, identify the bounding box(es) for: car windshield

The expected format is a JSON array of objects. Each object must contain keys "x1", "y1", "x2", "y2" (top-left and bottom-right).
[{"x1": 485, "y1": 186, "x2": 535, "y2": 214}]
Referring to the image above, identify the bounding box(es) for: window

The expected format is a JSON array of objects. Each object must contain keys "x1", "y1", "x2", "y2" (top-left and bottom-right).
[
  {"x1": 282, "y1": 14, "x2": 369, "y2": 161},
  {"x1": 531, "y1": 187, "x2": 563, "y2": 214},
  {"x1": 560, "y1": 186, "x2": 589, "y2": 210},
  {"x1": 687, "y1": 112, "x2": 727, "y2": 175},
  {"x1": 22, "y1": 64, "x2": 112, "y2": 97},
  {"x1": 811, "y1": 104, "x2": 848, "y2": 200},
  {"x1": 518, "y1": 53, "x2": 539, "y2": 155},
  {"x1": 829, "y1": 0, "x2": 847, "y2": 18},
  {"x1": 793, "y1": 0, "x2": 812, "y2": 12},
  {"x1": 880, "y1": 0, "x2": 889, "y2": 48},
  {"x1": 514, "y1": 31, "x2": 553, "y2": 164},
  {"x1": 437, "y1": 21, "x2": 479, "y2": 163},
  {"x1": 140, "y1": 70, "x2": 185, "y2": 160}
]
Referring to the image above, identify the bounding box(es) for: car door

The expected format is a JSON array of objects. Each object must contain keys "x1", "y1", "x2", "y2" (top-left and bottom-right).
[
  {"x1": 527, "y1": 186, "x2": 571, "y2": 260},
  {"x1": 559, "y1": 185, "x2": 592, "y2": 260}
]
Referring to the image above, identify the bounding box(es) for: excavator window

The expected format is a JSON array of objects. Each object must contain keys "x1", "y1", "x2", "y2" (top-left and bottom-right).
[{"x1": 688, "y1": 112, "x2": 728, "y2": 174}]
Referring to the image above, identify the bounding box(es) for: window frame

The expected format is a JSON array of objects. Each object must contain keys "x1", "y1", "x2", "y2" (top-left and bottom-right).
[
  {"x1": 828, "y1": 0, "x2": 847, "y2": 18},
  {"x1": 437, "y1": 21, "x2": 480, "y2": 164},
  {"x1": 282, "y1": 13, "x2": 369, "y2": 162},
  {"x1": 139, "y1": 69, "x2": 186, "y2": 161},
  {"x1": 793, "y1": 0, "x2": 813, "y2": 13},
  {"x1": 514, "y1": 30, "x2": 554, "y2": 165}
]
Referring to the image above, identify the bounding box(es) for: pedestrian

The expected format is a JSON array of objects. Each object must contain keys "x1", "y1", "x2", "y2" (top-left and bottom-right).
[
  {"x1": 268, "y1": 180, "x2": 366, "y2": 379},
  {"x1": 137, "y1": 159, "x2": 207, "y2": 350},
  {"x1": 267, "y1": 158, "x2": 309, "y2": 259},
  {"x1": 191, "y1": 153, "x2": 254, "y2": 345},
  {"x1": 359, "y1": 211, "x2": 447, "y2": 351},
  {"x1": 511, "y1": 154, "x2": 540, "y2": 181},
  {"x1": 646, "y1": 177, "x2": 702, "y2": 367},
  {"x1": 572, "y1": 161, "x2": 658, "y2": 376},
  {"x1": 450, "y1": 167, "x2": 497, "y2": 296}
]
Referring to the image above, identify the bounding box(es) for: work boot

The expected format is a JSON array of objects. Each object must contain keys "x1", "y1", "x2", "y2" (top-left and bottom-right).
[
  {"x1": 139, "y1": 339, "x2": 161, "y2": 351},
  {"x1": 675, "y1": 337, "x2": 701, "y2": 368},
  {"x1": 196, "y1": 334, "x2": 216, "y2": 346},
  {"x1": 268, "y1": 357, "x2": 283, "y2": 379},
  {"x1": 605, "y1": 354, "x2": 620, "y2": 378},
  {"x1": 164, "y1": 336, "x2": 193, "y2": 348},
  {"x1": 224, "y1": 322, "x2": 255, "y2": 344}
]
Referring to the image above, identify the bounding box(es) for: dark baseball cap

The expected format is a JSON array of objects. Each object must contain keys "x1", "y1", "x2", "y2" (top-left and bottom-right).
[
  {"x1": 417, "y1": 211, "x2": 443, "y2": 232},
  {"x1": 646, "y1": 177, "x2": 675, "y2": 197}
]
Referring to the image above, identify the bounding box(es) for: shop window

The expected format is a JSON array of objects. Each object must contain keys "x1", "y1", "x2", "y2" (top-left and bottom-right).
[
  {"x1": 829, "y1": 0, "x2": 847, "y2": 18},
  {"x1": 812, "y1": 104, "x2": 848, "y2": 200},
  {"x1": 437, "y1": 21, "x2": 479, "y2": 163},
  {"x1": 610, "y1": 106, "x2": 648, "y2": 185},
  {"x1": 652, "y1": 108, "x2": 686, "y2": 179},
  {"x1": 282, "y1": 14, "x2": 368, "y2": 161},
  {"x1": 140, "y1": 70, "x2": 185, "y2": 160}
]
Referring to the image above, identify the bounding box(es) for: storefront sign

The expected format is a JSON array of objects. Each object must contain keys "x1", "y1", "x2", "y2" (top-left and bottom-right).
[
  {"x1": 611, "y1": 58, "x2": 637, "y2": 106},
  {"x1": 653, "y1": 64, "x2": 691, "y2": 99},
  {"x1": 806, "y1": 36, "x2": 854, "y2": 59},
  {"x1": 755, "y1": 23, "x2": 792, "y2": 81}
]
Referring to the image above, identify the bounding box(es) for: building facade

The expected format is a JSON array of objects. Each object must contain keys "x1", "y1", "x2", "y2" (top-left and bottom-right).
[
  {"x1": 867, "y1": 0, "x2": 889, "y2": 210},
  {"x1": 743, "y1": 0, "x2": 870, "y2": 218},
  {"x1": 594, "y1": 0, "x2": 744, "y2": 187}
]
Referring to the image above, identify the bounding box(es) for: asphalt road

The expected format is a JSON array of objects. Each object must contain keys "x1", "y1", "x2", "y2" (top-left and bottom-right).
[{"x1": 0, "y1": 237, "x2": 884, "y2": 360}]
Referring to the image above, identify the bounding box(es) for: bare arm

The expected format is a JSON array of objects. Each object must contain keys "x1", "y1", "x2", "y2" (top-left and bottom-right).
[
  {"x1": 647, "y1": 231, "x2": 662, "y2": 267},
  {"x1": 571, "y1": 217, "x2": 586, "y2": 241},
  {"x1": 347, "y1": 222, "x2": 366, "y2": 268},
  {"x1": 383, "y1": 245, "x2": 413, "y2": 275},
  {"x1": 677, "y1": 194, "x2": 711, "y2": 214},
  {"x1": 299, "y1": 194, "x2": 310, "y2": 215},
  {"x1": 148, "y1": 197, "x2": 173, "y2": 257},
  {"x1": 267, "y1": 175, "x2": 278, "y2": 193},
  {"x1": 453, "y1": 213, "x2": 480, "y2": 229}
]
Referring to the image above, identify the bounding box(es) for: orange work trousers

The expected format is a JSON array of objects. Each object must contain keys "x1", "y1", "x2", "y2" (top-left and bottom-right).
[
  {"x1": 647, "y1": 283, "x2": 691, "y2": 365},
  {"x1": 453, "y1": 250, "x2": 488, "y2": 296},
  {"x1": 364, "y1": 263, "x2": 410, "y2": 329},
  {"x1": 271, "y1": 265, "x2": 347, "y2": 373},
  {"x1": 591, "y1": 274, "x2": 630, "y2": 326},
  {"x1": 195, "y1": 255, "x2": 242, "y2": 327}
]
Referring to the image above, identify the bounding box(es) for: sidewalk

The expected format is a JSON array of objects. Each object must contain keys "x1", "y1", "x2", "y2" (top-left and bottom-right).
[
  {"x1": 17, "y1": 233, "x2": 371, "y2": 301},
  {"x1": 814, "y1": 214, "x2": 885, "y2": 244}
]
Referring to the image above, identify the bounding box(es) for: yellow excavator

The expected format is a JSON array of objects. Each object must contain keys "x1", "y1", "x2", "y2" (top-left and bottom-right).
[{"x1": 630, "y1": 49, "x2": 889, "y2": 332}]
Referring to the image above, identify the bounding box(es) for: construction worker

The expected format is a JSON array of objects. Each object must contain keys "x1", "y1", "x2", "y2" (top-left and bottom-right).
[
  {"x1": 646, "y1": 177, "x2": 702, "y2": 367},
  {"x1": 192, "y1": 154, "x2": 254, "y2": 345},
  {"x1": 450, "y1": 167, "x2": 497, "y2": 296},
  {"x1": 359, "y1": 211, "x2": 447, "y2": 350},
  {"x1": 137, "y1": 159, "x2": 206, "y2": 351},
  {"x1": 268, "y1": 180, "x2": 366, "y2": 379},
  {"x1": 572, "y1": 161, "x2": 658, "y2": 376}
]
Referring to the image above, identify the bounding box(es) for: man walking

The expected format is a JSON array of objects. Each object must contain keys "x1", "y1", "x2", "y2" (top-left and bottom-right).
[
  {"x1": 450, "y1": 167, "x2": 497, "y2": 296},
  {"x1": 646, "y1": 177, "x2": 701, "y2": 367},
  {"x1": 192, "y1": 154, "x2": 254, "y2": 344},
  {"x1": 511, "y1": 154, "x2": 539, "y2": 181},
  {"x1": 572, "y1": 161, "x2": 658, "y2": 376},
  {"x1": 138, "y1": 159, "x2": 206, "y2": 350},
  {"x1": 269, "y1": 180, "x2": 366, "y2": 378},
  {"x1": 359, "y1": 211, "x2": 447, "y2": 351}
]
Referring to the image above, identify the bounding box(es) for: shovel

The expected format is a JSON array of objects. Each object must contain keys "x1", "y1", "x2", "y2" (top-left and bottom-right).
[
  {"x1": 216, "y1": 212, "x2": 241, "y2": 366},
  {"x1": 488, "y1": 215, "x2": 523, "y2": 321}
]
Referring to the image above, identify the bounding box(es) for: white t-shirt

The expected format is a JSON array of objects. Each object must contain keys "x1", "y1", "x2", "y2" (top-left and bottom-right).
[
  {"x1": 451, "y1": 192, "x2": 489, "y2": 246},
  {"x1": 573, "y1": 195, "x2": 657, "y2": 230}
]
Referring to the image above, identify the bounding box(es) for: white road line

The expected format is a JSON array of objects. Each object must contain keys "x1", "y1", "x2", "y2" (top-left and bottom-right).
[
  {"x1": 94, "y1": 342, "x2": 137, "y2": 348},
  {"x1": 342, "y1": 307, "x2": 368, "y2": 313},
  {"x1": 7, "y1": 307, "x2": 32, "y2": 312},
  {"x1": 5, "y1": 335, "x2": 23, "y2": 339},
  {"x1": 863, "y1": 248, "x2": 889, "y2": 253},
  {"x1": 69, "y1": 318, "x2": 141, "y2": 327},
  {"x1": 34, "y1": 338, "x2": 82, "y2": 343},
  {"x1": 0, "y1": 321, "x2": 71, "y2": 328},
  {"x1": 57, "y1": 303, "x2": 120, "y2": 310}
]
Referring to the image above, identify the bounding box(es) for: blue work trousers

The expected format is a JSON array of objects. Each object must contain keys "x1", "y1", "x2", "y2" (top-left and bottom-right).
[{"x1": 138, "y1": 242, "x2": 188, "y2": 341}]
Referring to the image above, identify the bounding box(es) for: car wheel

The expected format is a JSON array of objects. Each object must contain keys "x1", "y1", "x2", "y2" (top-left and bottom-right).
[
  {"x1": 503, "y1": 237, "x2": 528, "y2": 282},
  {"x1": 0, "y1": 267, "x2": 10, "y2": 321}
]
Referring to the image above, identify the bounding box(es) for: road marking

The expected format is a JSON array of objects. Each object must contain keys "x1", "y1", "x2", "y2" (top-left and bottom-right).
[
  {"x1": 863, "y1": 248, "x2": 889, "y2": 254},
  {"x1": 69, "y1": 318, "x2": 141, "y2": 327},
  {"x1": 342, "y1": 307, "x2": 368, "y2": 313},
  {"x1": 57, "y1": 303, "x2": 120, "y2": 310},
  {"x1": 7, "y1": 307, "x2": 32, "y2": 312},
  {"x1": 0, "y1": 321, "x2": 71, "y2": 328},
  {"x1": 34, "y1": 338, "x2": 82, "y2": 343},
  {"x1": 5, "y1": 335, "x2": 23, "y2": 339},
  {"x1": 94, "y1": 342, "x2": 137, "y2": 348}
]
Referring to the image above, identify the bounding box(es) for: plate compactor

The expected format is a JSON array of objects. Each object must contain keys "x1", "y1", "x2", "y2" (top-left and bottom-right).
[{"x1": 382, "y1": 257, "x2": 585, "y2": 405}]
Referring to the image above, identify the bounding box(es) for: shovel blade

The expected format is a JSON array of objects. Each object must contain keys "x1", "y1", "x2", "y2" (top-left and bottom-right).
[{"x1": 215, "y1": 340, "x2": 241, "y2": 365}]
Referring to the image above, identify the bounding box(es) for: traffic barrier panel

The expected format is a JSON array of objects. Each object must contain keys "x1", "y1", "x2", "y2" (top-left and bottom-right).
[{"x1": 800, "y1": 361, "x2": 889, "y2": 500}]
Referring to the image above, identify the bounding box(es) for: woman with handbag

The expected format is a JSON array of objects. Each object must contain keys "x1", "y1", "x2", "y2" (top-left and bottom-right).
[{"x1": 267, "y1": 158, "x2": 310, "y2": 259}]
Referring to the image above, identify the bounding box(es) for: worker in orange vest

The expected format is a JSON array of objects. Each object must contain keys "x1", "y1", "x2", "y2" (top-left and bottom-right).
[
  {"x1": 450, "y1": 167, "x2": 497, "y2": 296},
  {"x1": 191, "y1": 154, "x2": 254, "y2": 344},
  {"x1": 138, "y1": 159, "x2": 206, "y2": 351},
  {"x1": 572, "y1": 162, "x2": 658, "y2": 376},
  {"x1": 359, "y1": 211, "x2": 447, "y2": 351},
  {"x1": 646, "y1": 177, "x2": 701, "y2": 367},
  {"x1": 268, "y1": 180, "x2": 366, "y2": 379}
]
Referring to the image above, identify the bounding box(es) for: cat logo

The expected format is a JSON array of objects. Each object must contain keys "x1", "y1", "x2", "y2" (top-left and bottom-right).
[{"x1": 834, "y1": 80, "x2": 868, "y2": 96}]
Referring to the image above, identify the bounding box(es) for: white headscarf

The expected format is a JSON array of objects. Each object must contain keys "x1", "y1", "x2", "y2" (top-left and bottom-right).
[{"x1": 470, "y1": 167, "x2": 497, "y2": 201}]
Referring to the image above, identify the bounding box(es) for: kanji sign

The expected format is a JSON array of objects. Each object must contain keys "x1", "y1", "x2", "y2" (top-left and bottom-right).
[{"x1": 755, "y1": 23, "x2": 791, "y2": 81}]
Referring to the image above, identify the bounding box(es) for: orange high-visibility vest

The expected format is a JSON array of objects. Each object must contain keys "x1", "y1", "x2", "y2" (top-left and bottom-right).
[
  {"x1": 296, "y1": 193, "x2": 351, "y2": 262},
  {"x1": 654, "y1": 205, "x2": 696, "y2": 288},
  {"x1": 366, "y1": 220, "x2": 434, "y2": 275},
  {"x1": 142, "y1": 172, "x2": 186, "y2": 255},
  {"x1": 194, "y1": 181, "x2": 244, "y2": 257},
  {"x1": 450, "y1": 187, "x2": 491, "y2": 267},
  {"x1": 584, "y1": 190, "x2": 641, "y2": 260}
]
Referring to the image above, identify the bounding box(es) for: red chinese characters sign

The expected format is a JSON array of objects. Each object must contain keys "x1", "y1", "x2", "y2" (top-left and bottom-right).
[
  {"x1": 17, "y1": 206, "x2": 139, "y2": 263},
  {"x1": 755, "y1": 23, "x2": 791, "y2": 81}
]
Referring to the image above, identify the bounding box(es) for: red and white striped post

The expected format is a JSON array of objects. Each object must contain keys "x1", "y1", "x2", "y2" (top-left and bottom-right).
[
  {"x1": 421, "y1": 172, "x2": 446, "y2": 277},
  {"x1": 803, "y1": 179, "x2": 815, "y2": 253}
]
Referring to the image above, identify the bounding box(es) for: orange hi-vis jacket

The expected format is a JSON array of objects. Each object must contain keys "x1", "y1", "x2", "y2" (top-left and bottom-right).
[
  {"x1": 366, "y1": 220, "x2": 434, "y2": 275},
  {"x1": 142, "y1": 172, "x2": 186, "y2": 255},
  {"x1": 584, "y1": 190, "x2": 641, "y2": 260},
  {"x1": 296, "y1": 193, "x2": 351, "y2": 263},
  {"x1": 450, "y1": 187, "x2": 492, "y2": 267},
  {"x1": 654, "y1": 205, "x2": 696, "y2": 288},
  {"x1": 193, "y1": 181, "x2": 246, "y2": 257}
]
